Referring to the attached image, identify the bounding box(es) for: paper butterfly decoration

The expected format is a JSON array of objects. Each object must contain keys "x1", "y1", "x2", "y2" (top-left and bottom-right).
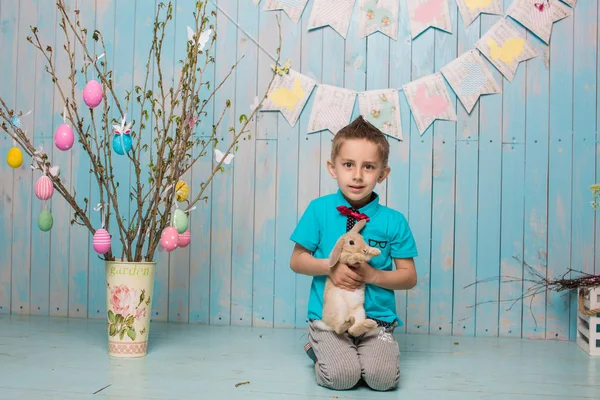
[
  {"x1": 214, "y1": 149, "x2": 234, "y2": 165},
  {"x1": 271, "y1": 58, "x2": 291, "y2": 76},
  {"x1": 187, "y1": 26, "x2": 212, "y2": 50}
]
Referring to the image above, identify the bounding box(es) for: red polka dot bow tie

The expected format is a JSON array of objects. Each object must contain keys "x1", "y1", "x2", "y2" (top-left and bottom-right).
[{"x1": 336, "y1": 206, "x2": 370, "y2": 222}]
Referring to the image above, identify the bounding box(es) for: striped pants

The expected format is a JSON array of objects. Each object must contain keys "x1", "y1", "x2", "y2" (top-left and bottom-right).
[{"x1": 308, "y1": 320, "x2": 400, "y2": 391}]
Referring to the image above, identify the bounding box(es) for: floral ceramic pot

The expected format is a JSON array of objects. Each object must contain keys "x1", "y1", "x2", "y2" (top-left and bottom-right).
[{"x1": 105, "y1": 260, "x2": 156, "y2": 358}]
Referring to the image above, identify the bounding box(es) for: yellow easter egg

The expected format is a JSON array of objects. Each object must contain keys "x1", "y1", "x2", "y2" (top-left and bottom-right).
[
  {"x1": 7, "y1": 147, "x2": 23, "y2": 168},
  {"x1": 176, "y1": 180, "x2": 189, "y2": 202}
]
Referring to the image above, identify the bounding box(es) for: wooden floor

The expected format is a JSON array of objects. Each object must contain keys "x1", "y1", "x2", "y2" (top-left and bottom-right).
[{"x1": 1, "y1": 315, "x2": 599, "y2": 399}]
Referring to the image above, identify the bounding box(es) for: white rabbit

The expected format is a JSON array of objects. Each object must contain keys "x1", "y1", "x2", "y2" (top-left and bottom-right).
[{"x1": 315, "y1": 219, "x2": 381, "y2": 336}]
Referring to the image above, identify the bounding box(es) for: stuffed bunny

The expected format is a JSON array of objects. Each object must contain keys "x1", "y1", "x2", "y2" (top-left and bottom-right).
[{"x1": 315, "y1": 219, "x2": 381, "y2": 336}]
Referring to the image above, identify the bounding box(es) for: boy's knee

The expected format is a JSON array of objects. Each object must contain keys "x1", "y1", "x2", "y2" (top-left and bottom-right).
[
  {"x1": 316, "y1": 361, "x2": 361, "y2": 390},
  {"x1": 362, "y1": 363, "x2": 400, "y2": 391}
]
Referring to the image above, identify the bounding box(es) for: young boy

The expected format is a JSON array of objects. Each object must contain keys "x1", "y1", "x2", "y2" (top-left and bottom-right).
[{"x1": 289, "y1": 115, "x2": 418, "y2": 391}]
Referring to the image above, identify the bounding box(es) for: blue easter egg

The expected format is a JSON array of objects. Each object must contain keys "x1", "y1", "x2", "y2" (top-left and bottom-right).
[{"x1": 112, "y1": 134, "x2": 132, "y2": 155}]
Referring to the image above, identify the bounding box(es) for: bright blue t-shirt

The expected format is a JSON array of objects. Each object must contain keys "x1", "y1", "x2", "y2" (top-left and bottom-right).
[{"x1": 290, "y1": 189, "x2": 418, "y2": 326}]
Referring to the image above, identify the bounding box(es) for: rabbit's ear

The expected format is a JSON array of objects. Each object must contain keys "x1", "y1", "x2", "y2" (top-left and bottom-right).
[
  {"x1": 328, "y1": 238, "x2": 344, "y2": 268},
  {"x1": 350, "y1": 219, "x2": 367, "y2": 233}
]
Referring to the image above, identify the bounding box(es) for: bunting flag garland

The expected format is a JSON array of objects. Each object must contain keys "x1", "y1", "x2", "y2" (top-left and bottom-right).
[
  {"x1": 475, "y1": 18, "x2": 538, "y2": 82},
  {"x1": 440, "y1": 49, "x2": 502, "y2": 114},
  {"x1": 358, "y1": 0, "x2": 399, "y2": 40},
  {"x1": 407, "y1": 0, "x2": 452, "y2": 39},
  {"x1": 308, "y1": 0, "x2": 356, "y2": 39},
  {"x1": 507, "y1": 0, "x2": 572, "y2": 45},
  {"x1": 403, "y1": 73, "x2": 458, "y2": 135},
  {"x1": 264, "y1": 0, "x2": 309, "y2": 24},
  {"x1": 307, "y1": 85, "x2": 357, "y2": 134},
  {"x1": 262, "y1": 68, "x2": 316, "y2": 127},
  {"x1": 456, "y1": 0, "x2": 504, "y2": 28},
  {"x1": 560, "y1": 0, "x2": 576, "y2": 7},
  {"x1": 358, "y1": 89, "x2": 403, "y2": 140}
]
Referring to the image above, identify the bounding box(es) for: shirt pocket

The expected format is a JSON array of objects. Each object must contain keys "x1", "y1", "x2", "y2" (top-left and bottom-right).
[{"x1": 365, "y1": 235, "x2": 391, "y2": 270}]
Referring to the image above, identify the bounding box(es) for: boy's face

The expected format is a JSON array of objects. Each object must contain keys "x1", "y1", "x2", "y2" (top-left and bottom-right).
[{"x1": 327, "y1": 138, "x2": 390, "y2": 209}]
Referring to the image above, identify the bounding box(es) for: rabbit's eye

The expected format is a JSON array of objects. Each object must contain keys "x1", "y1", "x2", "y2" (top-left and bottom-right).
[{"x1": 349, "y1": 240, "x2": 355, "y2": 245}]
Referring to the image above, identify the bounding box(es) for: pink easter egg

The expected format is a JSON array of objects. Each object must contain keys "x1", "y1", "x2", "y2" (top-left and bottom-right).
[
  {"x1": 34, "y1": 175, "x2": 54, "y2": 200},
  {"x1": 160, "y1": 226, "x2": 179, "y2": 252},
  {"x1": 178, "y1": 229, "x2": 191, "y2": 248},
  {"x1": 54, "y1": 123, "x2": 75, "y2": 151},
  {"x1": 83, "y1": 79, "x2": 103, "y2": 108},
  {"x1": 93, "y1": 228, "x2": 111, "y2": 254}
]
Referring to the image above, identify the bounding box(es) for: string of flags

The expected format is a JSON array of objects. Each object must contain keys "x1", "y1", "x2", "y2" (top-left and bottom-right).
[{"x1": 256, "y1": 0, "x2": 575, "y2": 138}]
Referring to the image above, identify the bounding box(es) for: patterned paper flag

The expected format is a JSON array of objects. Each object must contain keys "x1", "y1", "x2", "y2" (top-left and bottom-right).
[
  {"x1": 456, "y1": 0, "x2": 503, "y2": 28},
  {"x1": 264, "y1": 0, "x2": 309, "y2": 24},
  {"x1": 406, "y1": 0, "x2": 452, "y2": 39},
  {"x1": 307, "y1": 85, "x2": 357, "y2": 134},
  {"x1": 358, "y1": 0, "x2": 399, "y2": 40},
  {"x1": 507, "y1": 0, "x2": 572, "y2": 44},
  {"x1": 441, "y1": 49, "x2": 501, "y2": 113},
  {"x1": 308, "y1": 0, "x2": 356, "y2": 39},
  {"x1": 475, "y1": 18, "x2": 538, "y2": 82},
  {"x1": 403, "y1": 73, "x2": 457, "y2": 135},
  {"x1": 357, "y1": 89, "x2": 403, "y2": 140},
  {"x1": 560, "y1": 0, "x2": 576, "y2": 7},
  {"x1": 261, "y1": 69, "x2": 316, "y2": 127}
]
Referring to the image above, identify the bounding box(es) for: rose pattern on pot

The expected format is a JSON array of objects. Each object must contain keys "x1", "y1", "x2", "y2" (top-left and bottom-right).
[{"x1": 107, "y1": 284, "x2": 151, "y2": 341}]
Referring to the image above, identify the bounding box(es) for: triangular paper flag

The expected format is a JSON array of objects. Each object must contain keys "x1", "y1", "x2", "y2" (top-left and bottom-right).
[
  {"x1": 441, "y1": 49, "x2": 501, "y2": 113},
  {"x1": 403, "y1": 73, "x2": 457, "y2": 135},
  {"x1": 358, "y1": 0, "x2": 399, "y2": 40},
  {"x1": 407, "y1": 0, "x2": 452, "y2": 39},
  {"x1": 475, "y1": 18, "x2": 538, "y2": 82},
  {"x1": 507, "y1": 0, "x2": 572, "y2": 44},
  {"x1": 307, "y1": 85, "x2": 357, "y2": 135},
  {"x1": 357, "y1": 89, "x2": 403, "y2": 140},
  {"x1": 308, "y1": 0, "x2": 356, "y2": 39},
  {"x1": 263, "y1": 0, "x2": 309, "y2": 24},
  {"x1": 261, "y1": 69, "x2": 316, "y2": 127},
  {"x1": 560, "y1": 0, "x2": 576, "y2": 7},
  {"x1": 456, "y1": 0, "x2": 504, "y2": 28}
]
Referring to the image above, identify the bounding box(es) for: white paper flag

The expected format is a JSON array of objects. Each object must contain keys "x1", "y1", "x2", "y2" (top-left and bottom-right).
[
  {"x1": 456, "y1": 0, "x2": 503, "y2": 28},
  {"x1": 358, "y1": 89, "x2": 403, "y2": 140},
  {"x1": 507, "y1": 0, "x2": 572, "y2": 44},
  {"x1": 308, "y1": 0, "x2": 356, "y2": 39},
  {"x1": 441, "y1": 49, "x2": 501, "y2": 114},
  {"x1": 406, "y1": 0, "x2": 452, "y2": 39},
  {"x1": 262, "y1": 69, "x2": 316, "y2": 127},
  {"x1": 475, "y1": 18, "x2": 538, "y2": 82},
  {"x1": 403, "y1": 73, "x2": 457, "y2": 135},
  {"x1": 358, "y1": 0, "x2": 399, "y2": 40},
  {"x1": 264, "y1": 0, "x2": 309, "y2": 24},
  {"x1": 307, "y1": 85, "x2": 357, "y2": 134}
]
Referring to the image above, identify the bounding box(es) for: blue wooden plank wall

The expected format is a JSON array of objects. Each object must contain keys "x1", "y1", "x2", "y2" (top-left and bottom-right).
[{"x1": 0, "y1": 0, "x2": 597, "y2": 340}]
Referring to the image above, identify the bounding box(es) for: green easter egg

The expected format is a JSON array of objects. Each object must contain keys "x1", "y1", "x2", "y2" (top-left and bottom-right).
[
  {"x1": 172, "y1": 209, "x2": 188, "y2": 234},
  {"x1": 38, "y1": 210, "x2": 53, "y2": 232}
]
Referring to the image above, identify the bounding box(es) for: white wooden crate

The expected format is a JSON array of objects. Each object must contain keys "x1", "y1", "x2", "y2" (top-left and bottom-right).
[{"x1": 576, "y1": 287, "x2": 600, "y2": 356}]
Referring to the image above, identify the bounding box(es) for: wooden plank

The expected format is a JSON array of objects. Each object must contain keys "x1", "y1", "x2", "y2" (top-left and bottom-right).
[
  {"x1": 406, "y1": 28, "x2": 435, "y2": 335},
  {"x1": 295, "y1": 11, "x2": 322, "y2": 328},
  {"x1": 474, "y1": 13, "x2": 503, "y2": 338},
  {"x1": 430, "y1": 1, "x2": 457, "y2": 336},
  {"x1": 387, "y1": 0, "x2": 412, "y2": 334},
  {"x1": 273, "y1": 6, "x2": 302, "y2": 328},
  {"x1": 570, "y1": 0, "x2": 597, "y2": 340},
  {"x1": 522, "y1": 33, "x2": 550, "y2": 339},
  {"x1": 30, "y1": 0, "x2": 57, "y2": 316},
  {"x1": 209, "y1": 0, "x2": 238, "y2": 325},
  {"x1": 253, "y1": 140, "x2": 277, "y2": 327},
  {"x1": 546, "y1": 4, "x2": 573, "y2": 341},
  {"x1": 49, "y1": 0, "x2": 74, "y2": 318}
]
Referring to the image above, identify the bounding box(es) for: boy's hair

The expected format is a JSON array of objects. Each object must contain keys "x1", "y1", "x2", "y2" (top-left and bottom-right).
[{"x1": 331, "y1": 115, "x2": 390, "y2": 166}]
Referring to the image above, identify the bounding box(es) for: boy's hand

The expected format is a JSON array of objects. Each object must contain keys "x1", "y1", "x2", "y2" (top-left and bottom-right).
[
  {"x1": 351, "y1": 262, "x2": 379, "y2": 285},
  {"x1": 329, "y1": 263, "x2": 364, "y2": 291}
]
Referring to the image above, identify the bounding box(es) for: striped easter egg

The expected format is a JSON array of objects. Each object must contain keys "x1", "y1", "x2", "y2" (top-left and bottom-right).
[
  {"x1": 93, "y1": 228, "x2": 112, "y2": 254},
  {"x1": 35, "y1": 175, "x2": 54, "y2": 200}
]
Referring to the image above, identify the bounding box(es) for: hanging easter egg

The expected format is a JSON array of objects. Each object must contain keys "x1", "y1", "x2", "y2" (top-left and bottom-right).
[
  {"x1": 178, "y1": 229, "x2": 191, "y2": 248},
  {"x1": 6, "y1": 147, "x2": 23, "y2": 168},
  {"x1": 112, "y1": 134, "x2": 132, "y2": 155},
  {"x1": 160, "y1": 226, "x2": 179, "y2": 252},
  {"x1": 35, "y1": 175, "x2": 54, "y2": 200},
  {"x1": 54, "y1": 123, "x2": 75, "y2": 151},
  {"x1": 38, "y1": 210, "x2": 53, "y2": 232},
  {"x1": 176, "y1": 180, "x2": 189, "y2": 202},
  {"x1": 172, "y1": 209, "x2": 189, "y2": 234},
  {"x1": 83, "y1": 79, "x2": 103, "y2": 108},
  {"x1": 93, "y1": 228, "x2": 112, "y2": 254}
]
